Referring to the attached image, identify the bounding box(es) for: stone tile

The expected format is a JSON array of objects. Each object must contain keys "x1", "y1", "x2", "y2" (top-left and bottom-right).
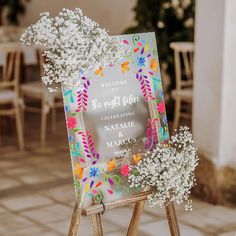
[
  {"x1": 143, "y1": 202, "x2": 168, "y2": 218},
  {"x1": 0, "y1": 206, "x2": 7, "y2": 213},
  {"x1": 20, "y1": 203, "x2": 72, "y2": 224},
  {"x1": 0, "y1": 177, "x2": 22, "y2": 190},
  {"x1": 27, "y1": 157, "x2": 55, "y2": 165},
  {"x1": 5, "y1": 166, "x2": 35, "y2": 175},
  {"x1": 76, "y1": 216, "x2": 124, "y2": 236},
  {"x1": 103, "y1": 206, "x2": 133, "y2": 229},
  {"x1": 0, "y1": 160, "x2": 16, "y2": 168},
  {"x1": 179, "y1": 206, "x2": 236, "y2": 234},
  {"x1": 143, "y1": 201, "x2": 194, "y2": 218},
  {"x1": 7, "y1": 225, "x2": 61, "y2": 236},
  {"x1": 46, "y1": 218, "x2": 70, "y2": 235},
  {"x1": 50, "y1": 169, "x2": 72, "y2": 178},
  {"x1": 77, "y1": 216, "x2": 93, "y2": 236},
  {"x1": 191, "y1": 197, "x2": 215, "y2": 210},
  {"x1": 0, "y1": 150, "x2": 29, "y2": 159},
  {"x1": 0, "y1": 213, "x2": 33, "y2": 234},
  {"x1": 104, "y1": 205, "x2": 157, "y2": 229},
  {"x1": 0, "y1": 145, "x2": 18, "y2": 154},
  {"x1": 106, "y1": 232, "x2": 124, "y2": 236},
  {"x1": 40, "y1": 185, "x2": 74, "y2": 202},
  {"x1": 1, "y1": 111, "x2": 236, "y2": 236},
  {"x1": 0, "y1": 194, "x2": 53, "y2": 211},
  {"x1": 17, "y1": 173, "x2": 56, "y2": 184},
  {"x1": 218, "y1": 230, "x2": 236, "y2": 236},
  {"x1": 138, "y1": 220, "x2": 207, "y2": 236}
]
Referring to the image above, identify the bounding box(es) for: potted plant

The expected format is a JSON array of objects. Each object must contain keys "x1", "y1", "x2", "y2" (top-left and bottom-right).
[{"x1": 0, "y1": 0, "x2": 30, "y2": 25}]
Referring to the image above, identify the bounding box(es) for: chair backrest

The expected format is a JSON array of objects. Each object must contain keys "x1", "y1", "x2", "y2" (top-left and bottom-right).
[
  {"x1": 36, "y1": 48, "x2": 45, "y2": 78},
  {"x1": 0, "y1": 26, "x2": 25, "y2": 43},
  {"x1": 0, "y1": 49, "x2": 21, "y2": 95},
  {"x1": 170, "y1": 42, "x2": 194, "y2": 90}
]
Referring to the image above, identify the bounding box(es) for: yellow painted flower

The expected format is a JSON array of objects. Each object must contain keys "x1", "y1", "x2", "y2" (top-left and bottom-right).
[
  {"x1": 150, "y1": 58, "x2": 158, "y2": 72},
  {"x1": 106, "y1": 159, "x2": 116, "y2": 172},
  {"x1": 121, "y1": 61, "x2": 130, "y2": 73},
  {"x1": 85, "y1": 183, "x2": 89, "y2": 193},
  {"x1": 95, "y1": 67, "x2": 104, "y2": 76},
  {"x1": 133, "y1": 154, "x2": 142, "y2": 165},
  {"x1": 73, "y1": 163, "x2": 84, "y2": 179}
]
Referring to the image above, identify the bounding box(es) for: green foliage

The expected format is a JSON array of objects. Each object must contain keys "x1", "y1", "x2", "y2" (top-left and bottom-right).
[
  {"x1": 124, "y1": 0, "x2": 195, "y2": 74},
  {"x1": 124, "y1": 0, "x2": 195, "y2": 119},
  {"x1": 0, "y1": 0, "x2": 30, "y2": 25}
]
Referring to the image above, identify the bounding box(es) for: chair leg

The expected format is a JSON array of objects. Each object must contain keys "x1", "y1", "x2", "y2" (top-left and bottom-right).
[
  {"x1": 172, "y1": 98, "x2": 181, "y2": 133},
  {"x1": 0, "y1": 116, "x2": 2, "y2": 145},
  {"x1": 20, "y1": 98, "x2": 25, "y2": 131},
  {"x1": 91, "y1": 213, "x2": 103, "y2": 236},
  {"x1": 15, "y1": 103, "x2": 24, "y2": 150},
  {"x1": 127, "y1": 200, "x2": 145, "y2": 236},
  {"x1": 41, "y1": 102, "x2": 48, "y2": 148},
  {"x1": 51, "y1": 107, "x2": 56, "y2": 133},
  {"x1": 165, "y1": 202, "x2": 180, "y2": 236}
]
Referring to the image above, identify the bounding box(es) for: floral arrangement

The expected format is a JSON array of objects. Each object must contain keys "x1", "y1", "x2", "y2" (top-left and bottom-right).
[
  {"x1": 21, "y1": 8, "x2": 130, "y2": 90},
  {"x1": 128, "y1": 126, "x2": 198, "y2": 210}
]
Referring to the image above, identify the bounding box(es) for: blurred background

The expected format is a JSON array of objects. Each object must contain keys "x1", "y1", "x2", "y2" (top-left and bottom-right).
[{"x1": 0, "y1": 0, "x2": 236, "y2": 235}]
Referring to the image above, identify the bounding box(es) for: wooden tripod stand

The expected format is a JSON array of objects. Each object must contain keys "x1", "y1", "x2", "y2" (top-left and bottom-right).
[{"x1": 68, "y1": 191, "x2": 180, "y2": 236}]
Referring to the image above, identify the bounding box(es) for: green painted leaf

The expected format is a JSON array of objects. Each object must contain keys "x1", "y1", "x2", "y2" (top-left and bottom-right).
[
  {"x1": 64, "y1": 89, "x2": 72, "y2": 96},
  {"x1": 75, "y1": 142, "x2": 80, "y2": 150},
  {"x1": 71, "y1": 150, "x2": 81, "y2": 157},
  {"x1": 112, "y1": 175, "x2": 121, "y2": 184}
]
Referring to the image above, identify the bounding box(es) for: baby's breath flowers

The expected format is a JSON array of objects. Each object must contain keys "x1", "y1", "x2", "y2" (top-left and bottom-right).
[
  {"x1": 128, "y1": 126, "x2": 198, "y2": 210},
  {"x1": 21, "y1": 8, "x2": 130, "y2": 90}
]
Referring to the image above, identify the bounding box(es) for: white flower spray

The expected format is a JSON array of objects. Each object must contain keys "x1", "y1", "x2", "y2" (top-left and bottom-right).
[
  {"x1": 128, "y1": 126, "x2": 198, "y2": 210},
  {"x1": 21, "y1": 8, "x2": 130, "y2": 90}
]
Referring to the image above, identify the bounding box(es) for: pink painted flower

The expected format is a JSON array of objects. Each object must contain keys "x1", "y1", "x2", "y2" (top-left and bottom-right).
[
  {"x1": 157, "y1": 101, "x2": 165, "y2": 114},
  {"x1": 120, "y1": 164, "x2": 130, "y2": 176},
  {"x1": 67, "y1": 116, "x2": 77, "y2": 129}
]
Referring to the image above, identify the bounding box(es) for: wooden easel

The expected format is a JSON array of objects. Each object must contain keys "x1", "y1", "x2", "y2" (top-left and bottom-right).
[{"x1": 68, "y1": 190, "x2": 180, "y2": 236}]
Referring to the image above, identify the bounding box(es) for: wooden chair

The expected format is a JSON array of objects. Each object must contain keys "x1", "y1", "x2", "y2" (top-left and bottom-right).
[
  {"x1": 0, "y1": 49, "x2": 24, "y2": 150},
  {"x1": 20, "y1": 49, "x2": 63, "y2": 148},
  {"x1": 170, "y1": 42, "x2": 194, "y2": 132},
  {"x1": 0, "y1": 26, "x2": 25, "y2": 43}
]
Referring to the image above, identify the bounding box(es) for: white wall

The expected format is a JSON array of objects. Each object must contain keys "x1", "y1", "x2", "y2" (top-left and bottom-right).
[
  {"x1": 218, "y1": 0, "x2": 236, "y2": 166},
  {"x1": 19, "y1": 0, "x2": 136, "y2": 35},
  {"x1": 193, "y1": 0, "x2": 236, "y2": 167}
]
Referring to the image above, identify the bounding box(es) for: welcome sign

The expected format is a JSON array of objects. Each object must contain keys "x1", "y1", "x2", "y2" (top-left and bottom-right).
[{"x1": 63, "y1": 32, "x2": 169, "y2": 207}]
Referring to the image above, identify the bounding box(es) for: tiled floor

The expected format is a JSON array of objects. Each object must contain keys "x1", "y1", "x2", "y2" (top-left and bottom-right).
[{"x1": 0, "y1": 112, "x2": 236, "y2": 236}]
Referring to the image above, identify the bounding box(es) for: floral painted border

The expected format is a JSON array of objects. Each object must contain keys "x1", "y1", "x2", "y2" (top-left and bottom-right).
[{"x1": 62, "y1": 32, "x2": 169, "y2": 207}]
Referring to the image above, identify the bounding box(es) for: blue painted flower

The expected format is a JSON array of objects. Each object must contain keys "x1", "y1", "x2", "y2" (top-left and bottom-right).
[
  {"x1": 137, "y1": 56, "x2": 146, "y2": 67},
  {"x1": 159, "y1": 91, "x2": 164, "y2": 98},
  {"x1": 89, "y1": 167, "x2": 100, "y2": 178},
  {"x1": 68, "y1": 135, "x2": 74, "y2": 142},
  {"x1": 79, "y1": 69, "x2": 84, "y2": 76},
  {"x1": 65, "y1": 105, "x2": 70, "y2": 112},
  {"x1": 162, "y1": 115, "x2": 167, "y2": 125}
]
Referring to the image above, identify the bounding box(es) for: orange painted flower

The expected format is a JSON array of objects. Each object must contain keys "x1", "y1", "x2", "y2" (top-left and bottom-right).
[
  {"x1": 121, "y1": 61, "x2": 130, "y2": 73},
  {"x1": 73, "y1": 163, "x2": 84, "y2": 179},
  {"x1": 150, "y1": 58, "x2": 158, "y2": 72},
  {"x1": 133, "y1": 154, "x2": 142, "y2": 165},
  {"x1": 106, "y1": 159, "x2": 116, "y2": 172},
  {"x1": 95, "y1": 67, "x2": 104, "y2": 76}
]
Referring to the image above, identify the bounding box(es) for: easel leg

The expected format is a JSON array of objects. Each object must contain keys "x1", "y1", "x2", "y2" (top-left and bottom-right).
[
  {"x1": 165, "y1": 202, "x2": 180, "y2": 236},
  {"x1": 68, "y1": 201, "x2": 81, "y2": 236},
  {"x1": 126, "y1": 200, "x2": 145, "y2": 236},
  {"x1": 91, "y1": 213, "x2": 103, "y2": 236}
]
